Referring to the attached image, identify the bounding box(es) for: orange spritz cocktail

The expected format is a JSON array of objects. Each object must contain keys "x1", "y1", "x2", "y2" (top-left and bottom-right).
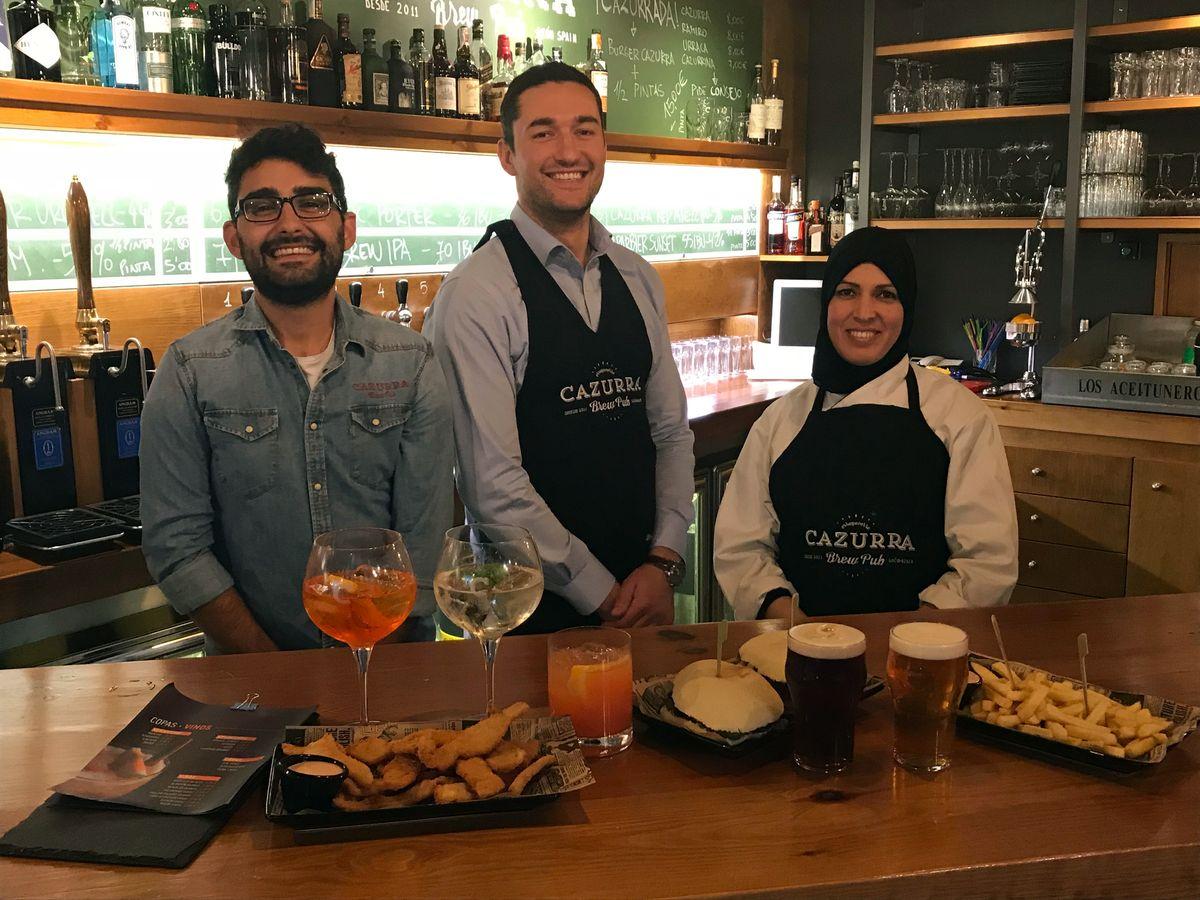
[
  {"x1": 547, "y1": 627, "x2": 633, "y2": 756},
  {"x1": 301, "y1": 569, "x2": 416, "y2": 648}
]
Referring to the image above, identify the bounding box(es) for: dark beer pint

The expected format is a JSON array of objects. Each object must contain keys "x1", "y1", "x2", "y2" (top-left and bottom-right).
[
  {"x1": 785, "y1": 622, "x2": 868, "y2": 774},
  {"x1": 886, "y1": 622, "x2": 969, "y2": 774}
]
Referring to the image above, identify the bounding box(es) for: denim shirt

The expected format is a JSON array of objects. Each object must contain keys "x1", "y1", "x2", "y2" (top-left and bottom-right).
[{"x1": 140, "y1": 296, "x2": 454, "y2": 651}]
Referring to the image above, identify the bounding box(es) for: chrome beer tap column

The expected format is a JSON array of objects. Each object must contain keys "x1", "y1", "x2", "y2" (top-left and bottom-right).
[
  {"x1": 0, "y1": 189, "x2": 30, "y2": 371},
  {"x1": 383, "y1": 279, "x2": 413, "y2": 327}
]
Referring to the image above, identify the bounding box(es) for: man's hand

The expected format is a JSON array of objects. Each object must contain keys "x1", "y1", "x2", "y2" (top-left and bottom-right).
[
  {"x1": 598, "y1": 565, "x2": 675, "y2": 629},
  {"x1": 190, "y1": 587, "x2": 278, "y2": 654}
]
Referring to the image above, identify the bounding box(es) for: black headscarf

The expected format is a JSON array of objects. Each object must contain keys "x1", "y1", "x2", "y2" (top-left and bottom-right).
[{"x1": 811, "y1": 226, "x2": 917, "y2": 394}]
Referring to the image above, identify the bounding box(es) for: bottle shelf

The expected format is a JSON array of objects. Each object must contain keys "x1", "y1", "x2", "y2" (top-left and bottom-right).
[
  {"x1": 0, "y1": 79, "x2": 786, "y2": 169},
  {"x1": 875, "y1": 28, "x2": 1073, "y2": 60},
  {"x1": 1079, "y1": 217, "x2": 1200, "y2": 230},
  {"x1": 1084, "y1": 96, "x2": 1200, "y2": 115},
  {"x1": 873, "y1": 104, "x2": 1070, "y2": 128},
  {"x1": 759, "y1": 254, "x2": 828, "y2": 262},
  {"x1": 872, "y1": 218, "x2": 1065, "y2": 230}
]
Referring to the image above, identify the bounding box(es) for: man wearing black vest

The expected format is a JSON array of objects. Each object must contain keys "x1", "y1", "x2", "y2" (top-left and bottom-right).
[{"x1": 428, "y1": 62, "x2": 695, "y2": 633}]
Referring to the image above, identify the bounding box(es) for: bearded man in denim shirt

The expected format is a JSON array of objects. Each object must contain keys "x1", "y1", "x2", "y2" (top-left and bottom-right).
[{"x1": 141, "y1": 124, "x2": 453, "y2": 653}]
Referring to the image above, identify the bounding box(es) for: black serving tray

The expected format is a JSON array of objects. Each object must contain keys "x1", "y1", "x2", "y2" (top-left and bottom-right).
[
  {"x1": 956, "y1": 653, "x2": 1198, "y2": 777},
  {"x1": 86, "y1": 496, "x2": 142, "y2": 533},
  {"x1": 264, "y1": 745, "x2": 559, "y2": 831},
  {"x1": 6, "y1": 507, "x2": 127, "y2": 552}
]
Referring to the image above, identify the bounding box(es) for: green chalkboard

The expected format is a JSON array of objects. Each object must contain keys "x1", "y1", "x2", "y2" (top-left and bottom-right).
[{"x1": 322, "y1": 0, "x2": 762, "y2": 139}]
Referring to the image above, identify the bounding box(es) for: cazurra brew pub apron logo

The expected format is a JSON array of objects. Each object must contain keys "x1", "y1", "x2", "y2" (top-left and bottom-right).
[
  {"x1": 559, "y1": 362, "x2": 644, "y2": 420},
  {"x1": 803, "y1": 514, "x2": 916, "y2": 576}
]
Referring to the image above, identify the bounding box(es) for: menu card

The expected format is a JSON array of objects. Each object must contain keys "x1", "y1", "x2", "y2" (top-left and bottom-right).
[{"x1": 53, "y1": 683, "x2": 314, "y2": 815}]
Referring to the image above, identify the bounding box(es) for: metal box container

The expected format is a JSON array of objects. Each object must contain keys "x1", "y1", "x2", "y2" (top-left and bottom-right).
[{"x1": 1041, "y1": 314, "x2": 1200, "y2": 417}]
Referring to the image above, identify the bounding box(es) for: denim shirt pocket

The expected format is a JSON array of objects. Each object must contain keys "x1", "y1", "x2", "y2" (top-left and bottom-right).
[
  {"x1": 349, "y1": 403, "x2": 411, "y2": 488},
  {"x1": 203, "y1": 408, "x2": 281, "y2": 502}
]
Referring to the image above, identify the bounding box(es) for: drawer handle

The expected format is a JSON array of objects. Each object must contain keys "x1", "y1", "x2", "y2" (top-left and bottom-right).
[
  {"x1": 1027, "y1": 560, "x2": 1038, "y2": 569},
  {"x1": 1031, "y1": 467, "x2": 1045, "y2": 476},
  {"x1": 1029, "y1": 513, "x2": 1040, "y2": 522},
  {"x1": 1151, "y1": 482, "x2": 1164, "y2": 491}
]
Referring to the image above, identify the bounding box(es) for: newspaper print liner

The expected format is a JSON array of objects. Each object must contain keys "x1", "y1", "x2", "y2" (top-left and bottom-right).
[
  {"x1": 958, "y1": 652, "x2": 1200, "y2": 767},
  {"x1": 285, "y1": 714, "x2": 595, "y2": 800}
]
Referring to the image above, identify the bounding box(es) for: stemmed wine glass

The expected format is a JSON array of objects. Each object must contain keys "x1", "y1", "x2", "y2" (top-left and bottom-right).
[
  {"x1": 1142, "y1": 154, "x2": 1178, "y2": 215},
  {"x1": 910, "y1": 152, "x2": 932, "y2": 216},
  {"x1": 303, "y1": 528, "x2": 417, "y2": 724},
  {"x1": 434, "y1": 524, "x2": 544, "y2": 714},
  {"x1": 886, "y1": 59, "x2": 910, "y2": 113},
  {"x1": 935, "y1": 148, "x2": 954, "y2": 217},
  {"x1": 1180, "y1": 152, "x2": 1200, "y2": 215}
]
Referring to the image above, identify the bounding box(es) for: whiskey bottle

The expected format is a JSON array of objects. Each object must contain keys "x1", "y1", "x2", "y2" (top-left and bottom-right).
[
  {"x1": 235, "y1": 1, "x2": 268, "y2": 101},
  {"x1": 764, "y1": 58, "x2": 783, "y2": 147},
  {"x1": 386, "y1": 39, "x2": 414, "y2": 112},
  {"x1": 454, "y1": 24, "x2": 480, "y2": 120},
  {"x1": 360, "y1": 28, "x2": 386, "y2": 111},
  {"x1": 335, "y1": 13, "x2": 359, "y2": 109},
  {"x1": 806, "y1": 200, "x2": 827, "y2": 255},
  {"x1": 765, "y1": 174, "x2": 786, "y2": 256},
  {"x1": 303, "y1": 0, "x2": 336, "y2": 106},
  {"x1": 828, "y1": 176, "x2": 846, "y2": 249},
  {"x1": 783, "y1": 177, "x2": 804, "y2": 255},
  {"x1": 430, "y1": 24, "x2": 455, "y2": 117}
]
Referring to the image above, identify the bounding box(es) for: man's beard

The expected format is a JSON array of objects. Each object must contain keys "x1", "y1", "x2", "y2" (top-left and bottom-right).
[
  {"x1": 525, "y1": 172, "x2": 602, "y2": 230},
  {"x1": 243, "y1": 230, "x2": 344, "y2": 307}
]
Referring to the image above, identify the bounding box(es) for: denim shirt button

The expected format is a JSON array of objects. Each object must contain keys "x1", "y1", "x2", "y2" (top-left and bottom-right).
[
  {"x1": 309, "y1": 422, "x2": 318, "y2": 431},
  {"x1": 244, "y1": 425, "x2": 254, "y2": 434},
  {"x1": 312, "y1": 482, "x2": 322, "y2": 491},
  {"x1": 371, "y1": 418, "x2": 381, "y2": 426}
]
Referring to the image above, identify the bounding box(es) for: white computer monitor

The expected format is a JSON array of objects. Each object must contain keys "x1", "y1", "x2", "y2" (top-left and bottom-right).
[{"x1": 770, "y1": 278, "x2": 824, "y2": 347}]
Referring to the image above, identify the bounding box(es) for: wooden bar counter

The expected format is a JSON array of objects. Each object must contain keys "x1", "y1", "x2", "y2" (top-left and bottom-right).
[{"x1": 1, "y1": 595, "x2": 1196, "y2": 898}]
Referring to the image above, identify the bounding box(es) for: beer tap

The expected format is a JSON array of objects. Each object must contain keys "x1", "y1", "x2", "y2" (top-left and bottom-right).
[
  {"x1": 241, "y1": 286, "x2": 254, "y2": 305},
  {"x1": 105, "y1": 337, "x2": 152, "y2": 400},
  {"x1": 348, "y1": 281, "x2": 363, "y2": 308},
  {"x1": 65, "y1": 176, "x2": 113, "y2": 365},
  {"x1": 383, "y1": 279, "x2": 413, "y2": 327},
  {"x1": 22, "y1": 341, "x2": 66, "y2": 413},
  {"x1": 0, "y1": 189, "x2": 30, "y2": 370}
]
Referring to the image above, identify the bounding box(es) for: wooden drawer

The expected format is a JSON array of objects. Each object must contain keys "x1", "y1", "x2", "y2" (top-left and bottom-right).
[
  {"x1": 1014, "y1": 493, "x2": 1129, "y2": 554},
  {"x1": 1009, "y1": 585, "x2": 1094, "y2": 605},
  {"x1": 1006, "y1": 446, "x2": 1132, "y2": 504},
  {"x1": 1017, "y1": 540, "x2": 1127, "y2": 598}
]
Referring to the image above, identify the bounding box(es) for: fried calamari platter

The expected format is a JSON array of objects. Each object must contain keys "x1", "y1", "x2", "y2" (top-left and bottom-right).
[{"x1": 265, "y1": 703, "x2": 595, "y2": 829}]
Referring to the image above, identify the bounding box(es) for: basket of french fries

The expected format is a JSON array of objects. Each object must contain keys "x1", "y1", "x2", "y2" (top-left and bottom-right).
[
  {"x1": 265, "y1": 702, "x2": 595, "y2": 829},
  {"x1": 957, "y1": 653, "x2": 1200, "y2": 774}
]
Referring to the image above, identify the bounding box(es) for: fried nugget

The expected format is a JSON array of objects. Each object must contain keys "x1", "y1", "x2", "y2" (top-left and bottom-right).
[
  {"x1": 379, "y1": 753, "x2": 422, "y2": 792},
  {"x1": 455, "y1": 756, "x2": 505, "y2": 799},
  {"x1": 402, "y1": 776, "x2": 455, "y2": 805},
  {"x1": 433, "y1": 781, "x2": 474, "y2": 804},
  {"x1": 508, "y1": 754, "x2": 555, "y2": 796},
  {"x1": 332, "y1": 793, "x2": 374, "y2": 812},
  {"x1": 281, "y1": 734, "x2": 374, "y2": 790},
  {"x1": 484, "y1": 740, "x2": 527, "y2": 774},
  {"x1": 347, "y1": 735, "x2": 391, "y2": 767},
  {"x1": 427, "y1": 702, "x2": 531, "y2": 771},
  {"x1": 388, "y1": 729, "x2": 458, "y2": 756}
]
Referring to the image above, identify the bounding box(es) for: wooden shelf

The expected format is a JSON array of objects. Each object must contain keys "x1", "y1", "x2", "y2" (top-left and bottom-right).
[
  {"x1": 876, "y1": 28, "x2": 1073, "y2": 59},
  {"x1": 1088, "y1": 15, "x2": 1200, "y2": 43},
  {"x1": 873, "y1": 218, "x2": 1065, "y2": 230},
  {"x1": 0, "y1": 79, "x2": 786, "y2": 169},
  {"x1": 1079, "y1": 217, "x2": 1200, "y2": 230},
  {"x1": 759, "y1": 254, "x2": 828, "y2": 262},
  {"x1": 873, "y1": 104, "x2": 1069, "y2": 127},
  {"x1": 1084, "y1": 96, "x2": 1200, "y2": 115}
]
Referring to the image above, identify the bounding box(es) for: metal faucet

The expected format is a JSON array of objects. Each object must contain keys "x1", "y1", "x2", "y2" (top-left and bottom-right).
[{"x1": 383, "y1": 279, "x2": 413, "y2": 327}]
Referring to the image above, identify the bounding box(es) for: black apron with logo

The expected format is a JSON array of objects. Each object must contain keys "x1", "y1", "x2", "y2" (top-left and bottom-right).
[
  {"x1": 768, "y1": 366, "x2": 951, "y2": 616},
  {"x1": 473, "y1": 220, "x2": 656, "y2": 633}
]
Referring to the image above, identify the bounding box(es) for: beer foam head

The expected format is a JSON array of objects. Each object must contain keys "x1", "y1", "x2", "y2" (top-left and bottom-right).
[
  {"x1": 889, "y1": 622, "x2": 969, "y2": 660},
  {"x1": 787, "y1": 622, "x2": 866, "y2": 660}
]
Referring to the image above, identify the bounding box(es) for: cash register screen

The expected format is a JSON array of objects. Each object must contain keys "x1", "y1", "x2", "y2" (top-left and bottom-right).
[{"x1": 770, "y1": 279, "x2": 824, "y2": 347}]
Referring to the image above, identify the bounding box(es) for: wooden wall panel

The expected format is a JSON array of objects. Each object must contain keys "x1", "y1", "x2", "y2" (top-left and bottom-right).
[
  {"x1": 658, "y1": 257, "x2": 759, "y2": 323},
  {"x1": 1154, "y1": 233, "x2": 1200, "y2": 319}
]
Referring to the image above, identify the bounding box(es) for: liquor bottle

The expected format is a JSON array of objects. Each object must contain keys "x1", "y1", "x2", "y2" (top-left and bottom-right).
[
  {"x1": 408, "y1": 27, "x2": 428, "y2": 113},
  {"x1": 454, "y1": 24, "x2": 480, "y2": 120},
  {"x1": 334, "y1": 12, "x2": 358, "y2": 108},
  {"x1": 765, "y1": 174, "x2": 786, "y2": 256},
  {"x1": 484, "y1": 33, "x2": 511, "y2": 121},
  {"x1": 55, "y1": 0, "x2": 98, "y2": 85},
  {"x1": 303, "y1": 0, "x2": 335, "y2": 106},
  {"x1": 764, "y1": 58, "x2": 783, "y2": 147},
  {"x1": 806, "y1": 200, "x2": 827, "y2": 255},
  {"x1": 581, "y1": 30, "x2": 606, "y2": 125},
  {"x1": 828, "y1": 176, "x2": 846, "y2": 249},
  {"x1": 844, "y1": 160, "x2": 860, "y2": 233},
  {"x1": 511, "y1": 38, "x2": 524, "y2": 76},
  {"x1": 1, "y1": 11, "x2": 13, "y2": 77},
  {"x1": 9, "y1": 0, "x2": 61, "y2": 81},
  {"x1": 136, "y1": 0, "x2": 172, "y2": 91},
  {"x1": 470, "y1": 18, "x2": 489, "y2": 91},
  {"x1": 235, "y1": 1, "x2": 268, "y2": 101},
  {"x1": 91, "y1": 0, "x2": 139, "y2": 88},
  {"x1": 747, "y1": 63, "x2": 765, "y2": 144},
  {"x1": 385, "y1": 39, "x2": 414, "y2": 112},
  {"x1": 207, "y1": 3, "x2": 239, "y2": 98},
  {"x1": 550, "y1": 46, "x2": 561, "y2": 62},
  {"x1": 784, "y1": 177, "x2": 804, "y2": 255},
  {"x1": 267, "y1": 0, "x2": 305, "y2": 103},
  {"x1": 528, "y1": 37, "x2": 543, "y2": 66},
  {"x1": 168, "y1": 0, "x2": 205, "y2": 95},
  {"x1": 360, "y1": 28, "x2": 385, "y2": 111},
  {"x1": 430, "y1": 24, "x2": 455, "y2": 117}
]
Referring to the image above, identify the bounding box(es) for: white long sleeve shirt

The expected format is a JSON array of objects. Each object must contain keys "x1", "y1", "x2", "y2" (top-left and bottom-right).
[
  {"x1": 426, "y1": 205, "x2": 696, "y2": 615},
  {"x1": 714, "y1": 358, "x2": 1018, "y2": 620}
]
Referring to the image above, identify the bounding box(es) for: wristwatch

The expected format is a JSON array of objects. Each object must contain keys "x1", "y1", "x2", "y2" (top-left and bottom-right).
[{"x1": 645, "y1": 555, "x2": 686, "y2": 588}]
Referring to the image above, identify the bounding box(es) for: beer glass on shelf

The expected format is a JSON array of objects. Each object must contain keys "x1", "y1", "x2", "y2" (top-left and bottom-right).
[
  {"x1": 886, "y1": 622, "x2": 969, "y2": 774},
  {"x1": 785, "y1": 622, "x2": 868, "y2": 775},
  {"x1": 547, "y1": 626, "x2": 634, "y2": 757},
  {"x1": 434, "y1": 524, "x2": 543, "y2": 714},
  {"x1": 302, "y1": 527, "x2": 418, "y2": 723}
]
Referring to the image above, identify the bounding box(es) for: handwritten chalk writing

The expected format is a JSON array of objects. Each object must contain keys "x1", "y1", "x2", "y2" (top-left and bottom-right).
[
  {"x1": 428, "y1": 0, "x2": 479, "y2": 27},
  {"x1": 679, "y1": 4, "x2": 709, "y2": 21},
  {"x1": 595, "y1": 0, "x2": 680, "y2": 30}
]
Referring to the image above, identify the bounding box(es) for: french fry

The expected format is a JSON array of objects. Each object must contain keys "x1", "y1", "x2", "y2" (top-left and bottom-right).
[
  {"x1": 969, "y1": 701, "x2": 985, "y2": 717},
  {"x1": 1153, "y1": 733, "x2": 1168, "y2": 746},
  {"x1": 1064, "y1": 723, "x2": 1118, "y2": 746},
  {"x1": 1047, "y1": 721, "x2": 1068, "y2": 740},
  {"x1": 972, "y1": 662, "x2": 1021, "y2": 699},
  {"x1": 1060, "y1": 702, "x2": 1084, "y2": 718},
  {"x1": 1117, "y1": 725, "x2": 1138, "y2": 741},
  {"x1": 981, "y1": 699, "x2": 995, "y2": 712},
  {"x1": 1047, "y1": 681, "x2": 1083, "y2": 703},
  {"x1": 1124, "y1": 736, "x2": 1156, "y2": 759},
  {"x1": 1136, "y1": 719, "x2": 1170, "y2": 739},
  {"x1": 1101, "y1": 744, "x2": 1126, "y2": 758},
  {"x1": 1018, "y1": 724, "x2": 1054, "y2": 738},
  {"x1": 1017, "y1": 685, "x2": 1049, "y2": 723},
  {"x1": 995, "y1": 714, "x2": 1021, "y2": 728}
]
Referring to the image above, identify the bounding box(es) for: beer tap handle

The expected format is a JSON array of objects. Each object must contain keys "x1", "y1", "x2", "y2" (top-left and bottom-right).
[
  {"x1": 392, "y1": 279, "x2": 413, "y2": 327},
  {"x1": 18, "y1": 326, "x2": 29, "y2": 360},
  {"x1": 22, "y1": 341, "x2": 65, "y2": 412},
  {"x1": 66, "y1": 176, "x2": 95, "y2": 313},
  {"x1": 240, "y1": 286, "x2": 254, "y2": 306},
  {"x1": 349, "y1": 281, "x2": 363, "y2": 308},
  {"x1": 0, "y1": 188, "x2": 11, "y2": 318}
]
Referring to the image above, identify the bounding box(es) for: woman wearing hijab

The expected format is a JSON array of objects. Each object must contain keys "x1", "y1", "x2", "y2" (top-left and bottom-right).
[{"x1": 714, "y1": 227, "x2": 1018, "y2": 620}]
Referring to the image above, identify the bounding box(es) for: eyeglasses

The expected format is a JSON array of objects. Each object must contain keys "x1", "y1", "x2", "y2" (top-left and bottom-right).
[{"x1": 235, "y1": 190, "x2": 343, "y2": 223}]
